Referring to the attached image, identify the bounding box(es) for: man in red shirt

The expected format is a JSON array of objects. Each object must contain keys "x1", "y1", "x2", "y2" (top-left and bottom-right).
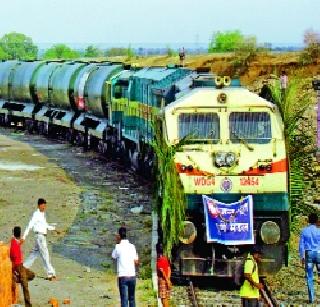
[
  {"x1": 156, "y1": 243, "x2": 171, "y2": 307},
  {"x1": 10, "y1": 226, "x2": 35, "y2": 307}
]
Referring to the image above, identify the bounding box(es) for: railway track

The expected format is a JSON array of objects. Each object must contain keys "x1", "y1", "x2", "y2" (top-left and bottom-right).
[{"x1": 172, "y1": 278, "x2": 279, "y2": 307}]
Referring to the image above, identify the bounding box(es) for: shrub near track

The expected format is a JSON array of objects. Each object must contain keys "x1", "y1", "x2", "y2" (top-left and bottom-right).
[
  {"x1": 152, "y1": 119, "x2": 186, "y2": 257},
  {"x1": 270, "y1": 77, "x2": 319, "y2": 220}
]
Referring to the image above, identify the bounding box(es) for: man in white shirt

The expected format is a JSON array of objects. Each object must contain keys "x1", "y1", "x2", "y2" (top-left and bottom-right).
[
  {"x1": 22, "y1": 198, "x2": 56, "y2": 281},
  {"x1": 112, "y1": 227, "x2": 139, "y2": 307}
]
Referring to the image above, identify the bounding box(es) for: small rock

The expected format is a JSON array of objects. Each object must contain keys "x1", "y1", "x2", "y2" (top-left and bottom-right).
[
  {"x1": 130, "y1": 205, "x2": 143, "y2": 214},
  {"x1": 100, "y1": 294, "x2": 111, "y2": 299}
]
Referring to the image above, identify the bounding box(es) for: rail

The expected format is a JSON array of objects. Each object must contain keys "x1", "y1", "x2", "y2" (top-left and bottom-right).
[
  {"x1": 260, "y1": 278, "x2": 279, "y2": 307},
  {"x1": 188, "y1": 280, "x2": 198, "y2": 307}
]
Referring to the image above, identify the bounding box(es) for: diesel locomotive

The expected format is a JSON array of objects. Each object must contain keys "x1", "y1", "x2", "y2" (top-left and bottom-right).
[{"x1": 0, "y1": 60, "x2": 289, "y2": 278}]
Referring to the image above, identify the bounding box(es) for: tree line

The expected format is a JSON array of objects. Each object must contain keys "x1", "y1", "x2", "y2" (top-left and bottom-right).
[
  {"x1": 0, "y1": 30, "x2": 319, "y2": 61},
  {"x1": 0, "y1": 32, "x2": 135, "y2": 60}
]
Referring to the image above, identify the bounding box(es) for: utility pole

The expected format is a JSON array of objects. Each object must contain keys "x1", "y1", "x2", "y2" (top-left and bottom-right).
[{"x1": 312, "y1": 77, "x2": 320, "y2": 160}]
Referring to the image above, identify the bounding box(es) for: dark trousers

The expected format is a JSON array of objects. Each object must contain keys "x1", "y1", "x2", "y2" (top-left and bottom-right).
[
  {"x1": 118, "y1": 276, "x2": 136, "y2": 307},
  {"x1": 241, "y1": 298, "x2": 259, "y2": 307},
  {"x1": 12, "y1": 264, "x2": 35, "y2": 307}
]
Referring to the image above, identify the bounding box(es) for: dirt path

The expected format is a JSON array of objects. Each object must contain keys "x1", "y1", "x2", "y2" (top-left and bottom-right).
[{"x1": 0, "y1": 130, "x2": 155, "y2": 306}]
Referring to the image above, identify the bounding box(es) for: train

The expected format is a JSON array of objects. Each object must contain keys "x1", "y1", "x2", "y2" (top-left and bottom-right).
[{"x1": 0, "y1": 60, "x2": 289, "y2": 278}]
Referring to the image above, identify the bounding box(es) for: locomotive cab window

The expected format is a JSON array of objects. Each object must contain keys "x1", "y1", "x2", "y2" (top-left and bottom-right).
[
  {"x1": 178, "y1": 112, "x2": 220, "y2": 143},
  {"x1": 229, "y1": 112, "x2": 271, "y2": 144},
  {"x1": 113, "y1": 84, "x2": 122, "y2": 99}
]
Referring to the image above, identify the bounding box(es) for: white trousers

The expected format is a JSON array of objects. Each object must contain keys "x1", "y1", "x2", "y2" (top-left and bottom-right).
[{"x1": 24, "y1": 233, "x2": 56, "y2": 277}]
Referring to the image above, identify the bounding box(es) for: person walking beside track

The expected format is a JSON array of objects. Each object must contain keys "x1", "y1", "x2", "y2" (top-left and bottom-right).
[
  {"x1": 299, "y1": 213, "x2": 320, "y2": 304},
  {"x1": 21, "y1": 198, "x2": 57, "y2": 281},
  {"x1": 279, "y1": 70, "x2": 288, "y2": 101},
  {"x1": 239, "y1": 246, "x2": 264, "y2": 307},
  {"x1": 10, "y1": 226, "x2": 35, "y2": 307},
  {"x1": 112, "y1": 226, "x2": 139, "y2": 307}
]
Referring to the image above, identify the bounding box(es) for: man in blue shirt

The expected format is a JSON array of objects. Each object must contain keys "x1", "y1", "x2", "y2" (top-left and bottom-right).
[{"x1": 299, "y1": 213, "x2": 320, "y2": 303}]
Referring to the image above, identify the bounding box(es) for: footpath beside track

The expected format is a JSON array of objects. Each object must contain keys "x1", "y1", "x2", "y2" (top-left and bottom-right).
[{"x1": 0, "y1": 128, "x2": 155, "y2": 306}]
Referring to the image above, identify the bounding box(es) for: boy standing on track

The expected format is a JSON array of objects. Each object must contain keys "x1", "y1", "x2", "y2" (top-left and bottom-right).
[
  {"x1": 239, "y1": 246, "x2": 264, "y2": 307},
  {"x1": 156, "y1": 243, "x2": 171, "y2": 307}
]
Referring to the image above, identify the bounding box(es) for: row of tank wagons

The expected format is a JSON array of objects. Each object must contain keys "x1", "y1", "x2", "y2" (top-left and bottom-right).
[{"x1": 0, "y1": 60, "x2": 192, "y2": 147}]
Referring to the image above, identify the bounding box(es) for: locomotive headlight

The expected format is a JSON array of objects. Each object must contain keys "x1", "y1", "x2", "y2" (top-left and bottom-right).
[
  {"x1": 180, "y1": 165, "x2": 187, "y2": 172},
  {"x1": 215, "y1": 152, "x2": 236, "y2": 167},
  {"x1": 225, "y1": 152, "x2": 236, "y2": 166},
  {"x1": 260, "y1": 221, "x2": 281, "y2": 245},
  {"x1": 215, "y1": 152, "x2": 226, "y2": 167},
  {"x1": 179, "y1": 221, "x2": 197, "y2": 244}
]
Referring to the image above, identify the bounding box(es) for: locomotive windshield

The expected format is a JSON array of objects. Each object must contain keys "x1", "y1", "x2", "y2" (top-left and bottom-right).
[
  {"x1": 229, "y1": 112, "x2": 271, "y2": 144},
  {"x1": 179, "y1": 112, "x2": 220, "y2": 143}
]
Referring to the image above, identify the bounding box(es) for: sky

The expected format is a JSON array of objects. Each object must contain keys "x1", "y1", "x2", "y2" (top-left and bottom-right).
[{"x1": 0, "y1": 0, "x2": 319, "y2": 47}]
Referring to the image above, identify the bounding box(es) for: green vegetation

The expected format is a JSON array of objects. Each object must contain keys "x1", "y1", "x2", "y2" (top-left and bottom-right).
[
  {"x1": 152, "y1": 119, "x2": 186, "y2": 257},
  {"x1": 126, "y1": 44, "x2": 135, "y2": 60},
  {"x1": 0, "y1": 32, "x2": 38, "y2": 60},
  {"x1": 270, "y1": 78, "x2": 315, "y2": 219},
  {"x1": 208, "y1": 30, "x2": 259, "y2": 75},
  {"x1": 105, "y1": 45, "x2": 135, "y2": 59},
  {"x1": 42, "y1": 44, "x2": 80, "y2": 59},
  {"x1": 138, "y1": 264, "x2": 152, "y2": 280},
  {"x1": 84, "y1": 45, "x2": 103, "y2": 57},
  {"x1": 136, "y1": 279, "x2": 157, "y2": 305},
  {"x1": 105, "y1": 47, "x2": 128, "y2": 57},
  {"x1": 208, "y1": 30, "x2": 245, "y2": 53},
  {"x1": 166, "y1": 45, "x2": 177, "y2": 57},
  {"x1": 0, "y1": 46, "x2": 7, "y2": 60},
  {"x1": 232, "y1": 36, "x2": 258, "y2": 74}
]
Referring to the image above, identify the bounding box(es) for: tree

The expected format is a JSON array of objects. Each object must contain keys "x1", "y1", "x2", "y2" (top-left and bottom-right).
[
  {"x1": 84, "y1": 45, "x2": 103, "y2": 57},
  {"x1": 232, "y1": 35, "x2": 258, "y2": 74},
  {"x1": 304, "y1": 28, "x2": 320, "y2": 47},
  {"x1": 166, "y1": 45, "x2": 176, "y2": 57},
  {"x1": 42, "y1": 44, "x2": 80, "y2": 59},
  {"x1": 299, "y1": 28, "x2": 320, "y2": 64},
  {"x1": 0, "y1": 46, "x2": 8, "y2": 60},
  {"x1": 0, "y1": 32, "x2": 38, "y2": 60},
  {"x1": 105, "y1": 45, "x2": 135, "y2": 59},
  {"x1": 126, "y1": 44, "x2": 135, "y2": 59},
  {"x1": 105, "y1": 47, "x2": 128, "y2": 57},
  {"x1": 208, "y1": 30, "x2": 244, "y2": 53}
]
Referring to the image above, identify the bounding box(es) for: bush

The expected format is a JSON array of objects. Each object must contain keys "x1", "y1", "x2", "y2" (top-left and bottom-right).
[
  {"x1": 84, "y1": 45, "x2": 103, "y2": 57},
  {"x1": 231, "y1": 36, "x2": 258, "y2": 74},
  {"x1": 299, "y1": 29, "x2": 320, "y2": 65},
  {"x1": 270, "y1": 78, "x2": 315, "y2": 221},
  {"x1": 208, "y1": 30, "x2": 244, "y2": 53},
  {"x1": 42, "y1": 44, "x2": 80, "y2": 59}
]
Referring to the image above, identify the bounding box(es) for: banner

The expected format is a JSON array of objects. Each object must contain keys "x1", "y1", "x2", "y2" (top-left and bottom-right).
[{"x1": 203, "y1": 195, "x2": 254, "y2": 245}]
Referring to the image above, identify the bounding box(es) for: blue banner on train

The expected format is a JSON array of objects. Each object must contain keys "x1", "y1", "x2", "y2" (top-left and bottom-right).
[{"x1": 202, "y1": 195, "x2": 254, "y2": 245}]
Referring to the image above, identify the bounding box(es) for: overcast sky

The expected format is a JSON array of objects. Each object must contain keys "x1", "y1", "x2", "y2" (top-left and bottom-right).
[{"x1": 0, "y1": 0, "x2": 319, "y2": 46}]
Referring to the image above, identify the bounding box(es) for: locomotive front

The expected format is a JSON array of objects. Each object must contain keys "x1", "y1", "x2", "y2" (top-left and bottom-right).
[{"x1": 163, "y1": 78, "x2": 289, "y2": 277}]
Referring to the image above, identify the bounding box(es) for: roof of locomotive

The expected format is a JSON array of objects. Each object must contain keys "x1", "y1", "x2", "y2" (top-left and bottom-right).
[
  {"x1": 166, "y1": 86, "x2": 275, "y2": 111},
  {"x1": 132, "y1": 66, "x2": 191, "y2": 81}
]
